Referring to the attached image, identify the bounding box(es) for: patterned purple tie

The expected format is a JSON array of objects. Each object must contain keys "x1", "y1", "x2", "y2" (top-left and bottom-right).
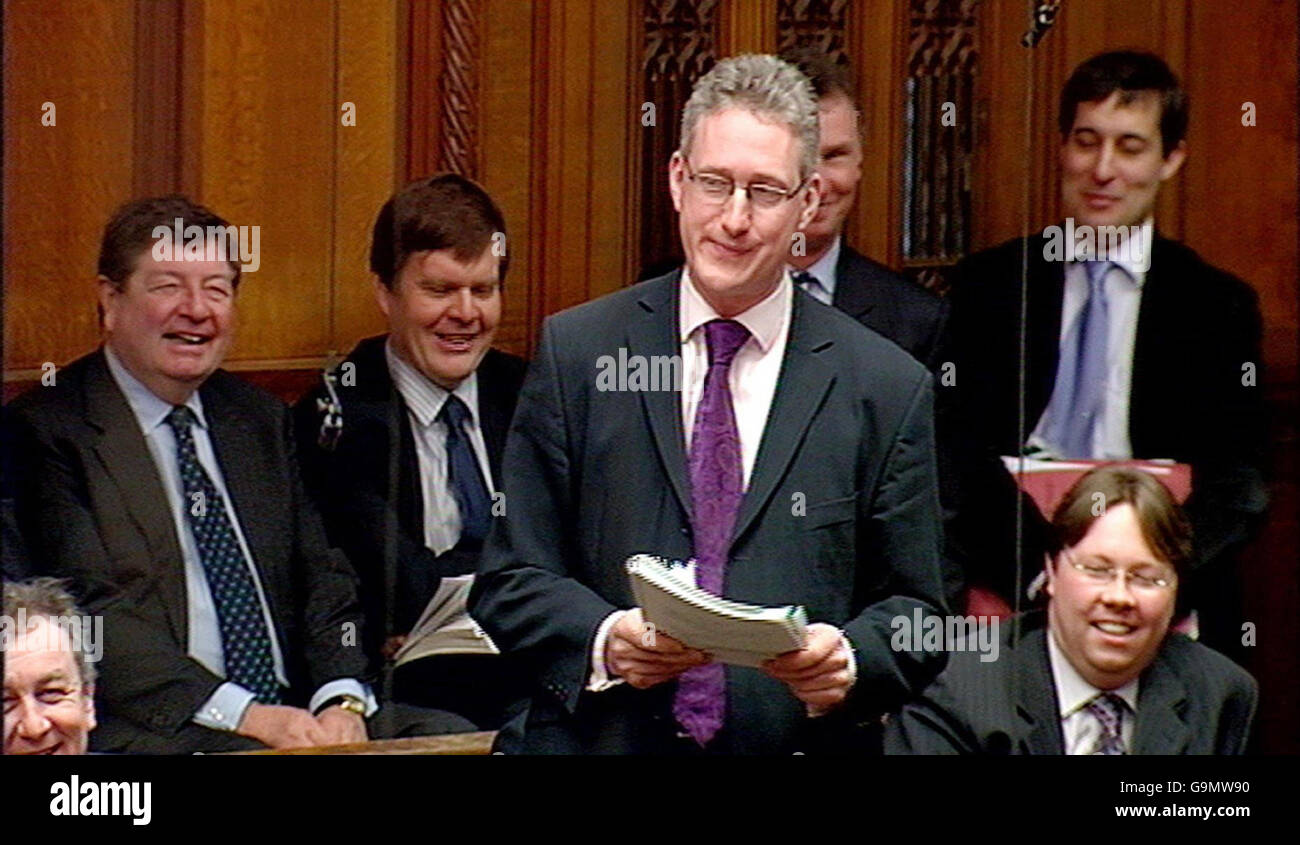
[
  {"x1": 673, "y1": 318, "x2": 751, "y2": 746},
  {"x1": 1085, "y1": 692, "x2": 1127, "y2": 755}
]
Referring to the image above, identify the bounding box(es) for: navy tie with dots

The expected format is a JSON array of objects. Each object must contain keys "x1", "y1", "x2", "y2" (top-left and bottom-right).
[
  {"x1": 166, "y1": 406, "x2": 281, "y2": 704},
  {"x1": 438, "y1": 395, "x2": 492, "y2": 544}
]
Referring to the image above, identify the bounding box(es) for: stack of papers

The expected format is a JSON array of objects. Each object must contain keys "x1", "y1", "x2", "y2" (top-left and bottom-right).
[
  {"x1": 393, "y1": 575, "x2": 499, "y2": 666},
  {"x1": 625, "y1": 554, "x2": 807, "y2": 667}
]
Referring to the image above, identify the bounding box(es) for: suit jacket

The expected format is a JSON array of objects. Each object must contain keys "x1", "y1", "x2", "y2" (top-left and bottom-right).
[
  {"x1": 884, "y1": 613, "x2": 1257, "y2": 754},
  {"x1": 470, "y1": 271, "x2": 954, "y2": 754},
  {"x1": 5, "y1": 349, "x2": 368, "y2": 752},
  {"x1": 293, "y1": 335, "x2": 527, "y2": 664},
  {"x1": 833, "y1": 245, "x2": 950, "y2": 371},
  {"x1": 945, "y1": 234, "x2": 1268, "y2": 602}
]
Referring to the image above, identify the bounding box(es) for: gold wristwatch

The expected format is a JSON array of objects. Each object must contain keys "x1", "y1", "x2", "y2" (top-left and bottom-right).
[{"x1": 315, "y1": 694, "x2": 366, "y2": 717}]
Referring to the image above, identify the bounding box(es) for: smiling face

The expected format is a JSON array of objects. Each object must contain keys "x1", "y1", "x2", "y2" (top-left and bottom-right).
[
  {"x1": 1046, "y1": 503, "x2": 1177, "y2": 690},
  {"x1": 670, "y1": 107, "x2": 820, "y2": 317},
  {"x1": 1060, "y1": 91, "x2": 1186, "y2": 230},
  {"x1": 4, "y1": 617, "x2": 96, "y2": 755},
  {"x1": 798, "y1": 93, "x2": 862, "y2": 264},
  {"x1": 376, "y1": 246, "x2": 501, "y2": 390},
  {"x1": 100, "y1": 246, "x2": 237, "y2": 405}
]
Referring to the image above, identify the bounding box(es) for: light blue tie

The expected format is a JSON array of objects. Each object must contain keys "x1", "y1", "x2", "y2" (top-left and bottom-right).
[{"x1": 1046, "y1": 261, "x2": 1112, "y2": 458}]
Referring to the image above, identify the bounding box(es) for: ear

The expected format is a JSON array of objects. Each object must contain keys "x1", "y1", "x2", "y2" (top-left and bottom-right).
[
  {"x1": 97, "y1": 276, "x2": 119, "y2": 332},
  {"x1": 84, "y1": 683, "x2": 97, "y2": 731},
  {"x1": 668, "y1": 151, "x2": 686, "y2": 213},
  {"x1": 1043, "y1": 553, "x2": 1057, "y2": 599},
  {"x1": 797, "y1": 172, "x2": 823, "y2": 230},
  {"x1": 372, "y1": 276, "x2": 394, "y2": 319},
  {"x1": 1158, "y1": 140, "x2": 1187, "y2": 182}
]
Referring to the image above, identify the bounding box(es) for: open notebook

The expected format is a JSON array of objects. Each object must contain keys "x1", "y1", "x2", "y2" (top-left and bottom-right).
[
  {"x1": 392, "y1": 574, "x2": 499, "y2": 666},
  {"x1": 625, "y1": 554, "x2": 807, "y2": 667}
]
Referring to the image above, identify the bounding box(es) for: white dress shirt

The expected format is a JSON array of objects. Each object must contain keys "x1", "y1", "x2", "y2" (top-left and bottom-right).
[
  {"x1": 385, "y1": 341, "x2": 496, "y2": 557},
  {"x1": 104, "y1": 346, "x2": 373, "y2": 731},
  {"x1": 1047, "y1": 627, "x2": 1138, "y2": 754},
  {"x1": 1028, "y1": 220, "x2": 1153, "y2": 459}
]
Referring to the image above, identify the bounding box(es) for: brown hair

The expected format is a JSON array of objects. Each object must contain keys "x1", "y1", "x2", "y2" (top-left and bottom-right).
[
  {"x1": 779, "y1": 46, "x2": 857, "y2": 106},
  {"x1": 1047, "y1": 466, "x2": 1193, "y2": 577},
  {"x1": 368, "y1": 173, "x2": 508, "y2": 289},
  {"x1": 1059, "y1": 50, "x2": 1188, "y2": 156},
  {"x1": 98, "y1": 194, "x2": 242, "y2": 289}
]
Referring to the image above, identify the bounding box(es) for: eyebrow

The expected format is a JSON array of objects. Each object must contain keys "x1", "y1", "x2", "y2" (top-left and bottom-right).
[{"x1": 697, "y1": 165, "x2": 794, "y2": 187}]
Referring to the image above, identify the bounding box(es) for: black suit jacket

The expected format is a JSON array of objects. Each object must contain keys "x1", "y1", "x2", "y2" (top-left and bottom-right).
[
  {"x1": 470, "y1": 271, "x2": 954, "y2": 754},
  {"x1": 945, "y1": 234, "x2": 1267, "y2": 602},
  {"x1": 833, "y1": 245, "x2": 950, "y2": 371},
  {"x1": 884, "y1": 614, "x2": 1257, "y2": 754},
  {"x1": 5, "y1": 350, "x2": 368, "y2": 752},
  {"x1": 293, "y1": 335, "x2": 527, "y2": 663}
]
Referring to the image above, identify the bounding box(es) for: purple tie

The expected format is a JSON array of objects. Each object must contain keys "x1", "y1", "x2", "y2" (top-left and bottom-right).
[
  {"x1": 673, "y1": 318, "x2": 751, "y2": 746},
  {"x1": 1085, "y1": 692, "x2": 1127, "y2": 755}
]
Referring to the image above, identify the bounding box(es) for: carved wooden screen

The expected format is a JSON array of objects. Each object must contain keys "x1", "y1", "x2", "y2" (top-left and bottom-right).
[
  {"x1": 639, "y1": 0, "x2": 720, "y2": 279},
  {"x1": 776, "y1": 0, "x2": 850, "y2": 62},
  {"x1": 902, "y1": 0, "x2": 979, "y2": 292}
]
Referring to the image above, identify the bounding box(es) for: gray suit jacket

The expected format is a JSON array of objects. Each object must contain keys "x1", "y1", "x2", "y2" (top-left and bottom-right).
[
  {"x1": 884, "y1": 614, "x2": 1257, "y2": 755},
  {"x1": 470, "y1": 271, "x2": 954, "y2": 754},
  {"x1": 6, "y1": 350, "x2": 367, "y2": 752},
  {"x1": 833, "y1": 245, "x2": 949, "y2": 372}
]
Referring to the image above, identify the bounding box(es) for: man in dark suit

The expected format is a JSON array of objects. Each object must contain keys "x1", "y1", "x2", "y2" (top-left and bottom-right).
[
  {"x1": 6, "y1": 195, "x2": 377, "y2": 753},
  {"x1": 471, "y1": 54, "x2": 952, "y2": 754},
  {"x1": 781, "y1": 48, "x2": 948, "y2": 370},
  {"x1": 946, "y1": 51, "x2": 1266, "y2": 657},
  {"x1": 886, "y1": 467, "x2": 1256, "y2": 755},
  {"x1": 295, "y1": 174, "x2": 527, "y2": 730}
]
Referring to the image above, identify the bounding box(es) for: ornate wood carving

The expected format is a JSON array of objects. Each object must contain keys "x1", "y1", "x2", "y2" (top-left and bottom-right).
[
  {"x1": 776, "y1": 0, "x2": 849, "y2": 64},
  {"x1": 440, "y1": 0, "x2": 480, "y2": 177}
]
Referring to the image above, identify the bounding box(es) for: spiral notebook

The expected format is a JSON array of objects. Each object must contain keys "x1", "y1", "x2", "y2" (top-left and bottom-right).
[{"x1": 625, "y1": 554, "x2": 807, "y2": 667}]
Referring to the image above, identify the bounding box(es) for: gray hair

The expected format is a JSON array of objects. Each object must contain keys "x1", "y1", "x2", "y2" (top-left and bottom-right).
[
  {"x1": 679, "y1": 54, "x2": 820, "y2": 181},
  {"x1": 3, "y1": 577, "x2": 96, "y2": 686}
]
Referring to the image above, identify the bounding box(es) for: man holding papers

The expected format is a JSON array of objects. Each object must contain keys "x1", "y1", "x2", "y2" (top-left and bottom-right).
[{"x1": 471, "y1": 55, "x2": 953, "y2": 754}]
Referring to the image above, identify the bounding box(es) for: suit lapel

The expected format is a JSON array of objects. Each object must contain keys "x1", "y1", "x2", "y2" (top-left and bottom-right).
[
  {"x1": 1132, "y1": 650, "x2": 1191, "y2": 754},
  {"x1": 1128, "y1": 236, "x2": 1174, "y2": 454},
  {"x1": 625, "y1": 274, "x2": 693, "y2": 521},
  {"x1": 1026, "y1": 236, "x2": 1067, "y2": 424},
  {"x1": 731, "y1": 292, "x2": 836, "y2": 547},
  {"x1": 831, "y1": 248, "x2": 876, "y2": 321},
  {"x1": 476, "y1": 351, "x2": 513, "y2": 482},
  {"x1": 82, "y1": 351, "x2": 189, "y2": 638},
  {"x1": 1013, "y1": 628, "x2": 1067, "y2": 754}
]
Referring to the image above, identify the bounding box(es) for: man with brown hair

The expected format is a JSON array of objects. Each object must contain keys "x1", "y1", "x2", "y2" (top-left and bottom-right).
[
  {"x1": 6, "y1": 195, "x2": 375, "y2": 753},
  {"x1": 294, "y1": 173, "x2": 527, "y2": 731},
  {"x1": 885, "y1": 466, "x2": 1257, "y2": 755}
]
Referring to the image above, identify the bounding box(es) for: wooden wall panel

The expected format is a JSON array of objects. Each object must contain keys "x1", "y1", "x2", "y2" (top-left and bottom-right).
[
  {"x1": 3, "y1": 0, "x2": 136, "y2": 376},
  {"x1": 185, "y1": 0, "x2": 335, "y2": 369},
  {"x1": 719, "y1": 0, "x2": 777, "y2": 55},
  {"x1": 332, "y1": 0, "x2": 401, "y2": 357}
]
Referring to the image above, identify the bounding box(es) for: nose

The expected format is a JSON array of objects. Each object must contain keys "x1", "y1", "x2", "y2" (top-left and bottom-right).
[
  {"x1": 12, "y1": 695, "x2": 51, "y2": 741},
  {"x1": 719, "y1": 187, "x2": 752, "y2": 236},
  {"x1": 179, "y1": 285, "x2": 213, "y2": 321},
  {"x1": 1099, "y1": 571, "x2": 1138, "y2": 609},
  {"x1": 1092, "y1": 142, "x2": 1118, "y2": 183},
  {"x1": 446, "y1": 287, "x2": 479, "y2": 323}
]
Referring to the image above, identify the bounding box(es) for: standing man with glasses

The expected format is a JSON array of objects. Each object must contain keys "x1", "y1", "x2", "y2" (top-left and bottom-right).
[
  {"x1": 471, "y1": 54, "x2": 953, "y2": 754},
  {"x1": 886, "y1": 467, "x2": 1257, "y2": 755}
]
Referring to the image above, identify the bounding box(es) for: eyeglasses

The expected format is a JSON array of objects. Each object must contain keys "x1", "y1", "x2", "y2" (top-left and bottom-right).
[
  {"x1": 682, "y1": 159, "x2": 807, "y2": 211},
  {"x1": 1063, "y1": 549, "x2": 1176, "y2": 592}
]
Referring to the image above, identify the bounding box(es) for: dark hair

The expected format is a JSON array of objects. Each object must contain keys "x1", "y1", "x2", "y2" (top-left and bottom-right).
[
  {"x1": 779, "y1": 46, "x2": 857, "y2": 106},
  {"x1": 1059, "y1": 50, "x2": 1188, "y2": 156},
  {"x1": 98, "y1": 194, "x2": 242, "y2": 289},
  {"x1": 369, "y1": 173, "x2": 508, "y2": 289},
  {"x1": 3, "y1": 577, "x2": 96, "y2": 686},
  {"x1": 1047, "y1": 466, "x2": 1193, "y2": 578}
]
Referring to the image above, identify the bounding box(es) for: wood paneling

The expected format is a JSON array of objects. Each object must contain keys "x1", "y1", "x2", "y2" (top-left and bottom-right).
[
  {"x1": 719, "y1": 0, "x2": 777, "y2": 55},
  {"x1": 3, "y1": 0, "x2": 136, "y2": 372}
]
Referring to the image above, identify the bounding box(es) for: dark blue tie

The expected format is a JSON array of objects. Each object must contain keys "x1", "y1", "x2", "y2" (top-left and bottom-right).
[
  {"x1": 166, "y1": 406, "x2": 281, "y2": 704},
  {"x1": 438, "y1": 395, "x2": 492, "y2": 543}
]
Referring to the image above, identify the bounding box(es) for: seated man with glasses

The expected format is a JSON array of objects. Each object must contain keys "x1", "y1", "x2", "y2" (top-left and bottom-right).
[{"x1": 885, "y1": 466, "x2": 1256, "y2": 755}]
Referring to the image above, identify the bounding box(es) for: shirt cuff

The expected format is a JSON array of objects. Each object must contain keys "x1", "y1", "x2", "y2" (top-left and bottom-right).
[
  {"x1": 586, "y1": 610, "x2": 628, "y2": 692},
  {"x1": 806, "y1": 631, "x2": 857, "y2": 719},
  {"x1": 309, "y1": 680, "x2": 379, "y2": 718},
  {"x1": 193, "y1": 682, "x2": 257, "y2": 731}
]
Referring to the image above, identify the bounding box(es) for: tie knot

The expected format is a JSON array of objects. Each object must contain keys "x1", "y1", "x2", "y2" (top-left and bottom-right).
[
  {"x1": 166, "y1": 405, "x2": 197, "y2": 433},
  {"x1": 437, "y1": 394, "x2": 471, "y2": 429},
  {"x1": 1084, "y1": 260, "x2": 1113, "y2": 289},
  {"x1": 703, "y1": 319, "x2": 750, "y2": 368},
  {"x1": 792, "y1": 270, "x2": 817, "y2": 289},
  {"x1": 1085, "y1": 691, "x2": 1126, "y2": 722}
]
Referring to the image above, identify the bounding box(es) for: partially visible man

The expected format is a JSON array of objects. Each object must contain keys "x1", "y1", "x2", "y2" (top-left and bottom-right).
[
  {"x1": 472, "y1": 54, "x2": 951, "y2": 754},
  {"x1": 781, "y1": 48, "x2": 949, "y2": 371},
  {"x1": 4, "y1": 579, "x2": 98, "y2": 755},
  {"x1": 886, "y1": 467, "x2": 1257, "y2": 755},
  {"x1": 295, "y1": 174, "x2": 527, "y2": 730},
  {"x1": 946, "y1": 51, "x2": 1267, "y2": 656},
  {"x1": 6, "y1": 195, "x2": 375, "y2": 753}
]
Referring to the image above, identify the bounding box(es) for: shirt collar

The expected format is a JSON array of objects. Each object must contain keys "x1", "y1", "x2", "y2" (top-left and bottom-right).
[
  {"x1": 1071, "y1": 218, "x2": 1153, "y2": 286},
  {"x1": 800, "y1": 234, "x2": 842, "y2": 298},
  {"x1": 384, "y1": 338, "x2": 480, "y2": 429},
  {"x1": 678, "y1": 266, "x2": 791, "y2": 354},
  {"x1": 103, "y1": 344, "x2": 207, "y2": 434},
  {"x1": 1046, "y1": 624, "x2": 1140, "y2": 718}
]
